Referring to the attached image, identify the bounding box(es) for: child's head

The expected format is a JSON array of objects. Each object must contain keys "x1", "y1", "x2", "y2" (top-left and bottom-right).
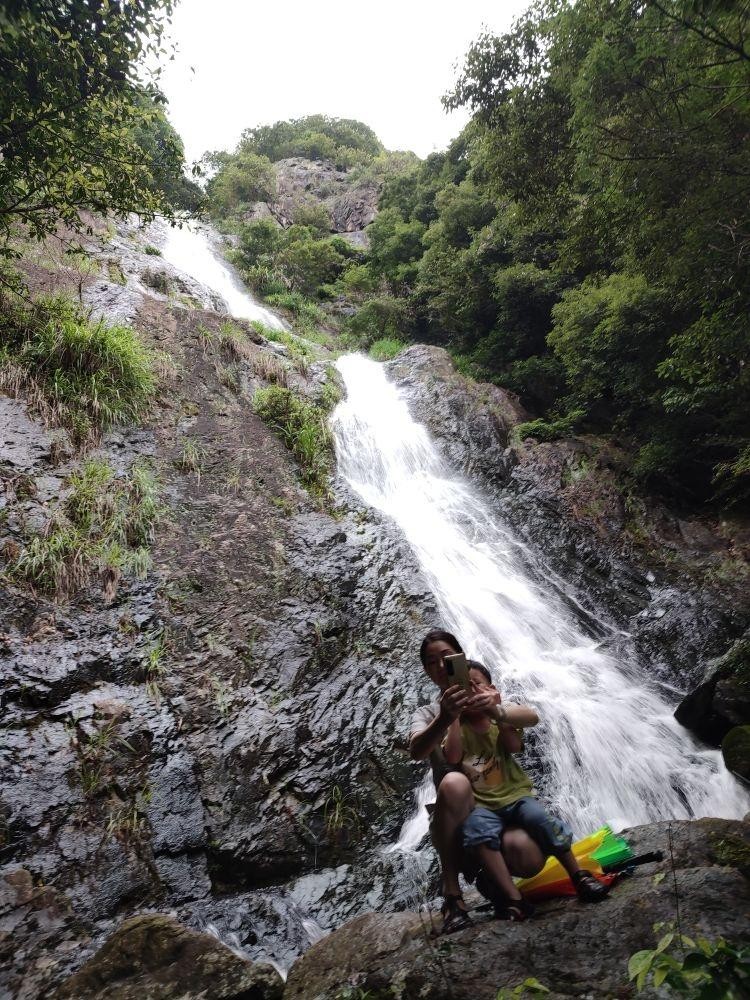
[
  {"x1": 463, "y1": 659, "x2": 497, "y2": 720},
  {"x1": 467, "y1": 660, "x2": 492, "y2": 686}
]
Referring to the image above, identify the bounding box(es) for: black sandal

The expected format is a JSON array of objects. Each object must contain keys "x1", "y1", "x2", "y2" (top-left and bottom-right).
[
  {"x1": 495, "y1": 895, "x2": 536, "y2": 922},
  {"x1": 435, "y1": 893, "x2": 473, "y2": 935},
  {"x1": 572, "y1": 869, "x2": 610, "y2": 903},
  {"x1": 476, "y1": 870, "x2": 535, "y2": 922}
]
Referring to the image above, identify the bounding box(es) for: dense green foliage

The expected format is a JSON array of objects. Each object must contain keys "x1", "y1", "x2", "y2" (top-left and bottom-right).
[
  {"x1": 628, "y1": 925, "x2": 750, "y2": 996},
  {"x1": 231, "y1": 219, "x2": 360, "y2": 322},
  {"x1": 237, "y1": 115, "x2": 383, "y2": 167},
  {"x1": 0, "y1": 0, "x2": 189, "y2": 256},
  {"x1": 0, "y1": 295, "x2": 156, "y2": 444},
  {"x1": 331, "y1": 1, "x2": 749, "y2": 504}
]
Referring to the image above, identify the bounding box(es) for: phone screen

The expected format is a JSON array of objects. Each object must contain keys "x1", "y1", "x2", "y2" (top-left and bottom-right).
[{"x1": 444, "y1": 652, "x2": 471, "y2": 691}]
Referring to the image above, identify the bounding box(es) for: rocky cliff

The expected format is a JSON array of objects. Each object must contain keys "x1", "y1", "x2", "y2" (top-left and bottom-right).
[
  {"x1": 244, "y1": 158, "x2": 380, "y2": 246},
  {"x1": 2, "y1": 233, "x2": 749, "y2": 1000},
  {"x1": 0, "y1": 223, "x2": 439, "y2": 998}
]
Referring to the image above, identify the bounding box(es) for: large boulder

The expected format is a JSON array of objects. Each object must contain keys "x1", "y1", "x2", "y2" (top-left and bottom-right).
[
  {"x1": 675, "y1": 632, "x2": 750, "y2": 744},
  {"x1": 52, "y1": 913, "x2": 283, "y2": 999},
  {"x1": 284, "y1": 818, "x2": 750, "y2": 1000}
]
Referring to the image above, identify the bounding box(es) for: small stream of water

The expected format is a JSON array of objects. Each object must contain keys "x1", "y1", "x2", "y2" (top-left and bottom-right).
[{"x1": 331, "y1": 354, "x2": 750, "y2": 848}]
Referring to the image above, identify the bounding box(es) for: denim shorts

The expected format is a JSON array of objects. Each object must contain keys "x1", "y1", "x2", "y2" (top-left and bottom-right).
[{"x1": 462, "y1": 796, "x2": 574, "y2": 858}]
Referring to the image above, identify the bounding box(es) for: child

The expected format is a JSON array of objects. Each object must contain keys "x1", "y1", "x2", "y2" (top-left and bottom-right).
[{"x1": 443, "y1": 660, "x2": 609, "y2": 920}]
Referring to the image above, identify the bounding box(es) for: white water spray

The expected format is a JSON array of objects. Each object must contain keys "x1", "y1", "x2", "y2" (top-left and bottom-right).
[
  {"x1": 159, "y1": 220, "x2": 285, "y2": 330},
  {"x1": 331, "y1": 354, "x2": 750, "y2": 849}
]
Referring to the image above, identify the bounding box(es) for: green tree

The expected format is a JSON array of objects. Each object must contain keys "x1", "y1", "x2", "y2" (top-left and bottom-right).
[
  {"x1": 206, "y1": 150, "x2": 276, "y2": 219},
  {"x1": 236, "y1": 218, "x2": 282, "y2": 268},
  {"x1": 0, "y1": 0, "x2": 184, "y2": 255},
  {"x1": 239, "y1": 115, "x2": 383, "y2": 164},
  {"x1": 549, "y1": 273, "x2": 675, "y2": 428},
  {"x1": 275, "y1": 230, "x2": 347, "y2": 296}
]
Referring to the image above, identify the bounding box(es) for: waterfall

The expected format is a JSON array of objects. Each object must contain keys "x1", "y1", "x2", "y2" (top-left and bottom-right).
[
  {"x1": 158, "y1": 219, "x2": 286, "y2": 330},
  {"x1": 331, "y1": 353, "x2": 750, "y2": 848}
]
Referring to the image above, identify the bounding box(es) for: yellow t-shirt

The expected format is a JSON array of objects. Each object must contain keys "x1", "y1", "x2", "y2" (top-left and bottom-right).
[{"x1": 456, "y1": 721, "x2": 536, "y2": 809}]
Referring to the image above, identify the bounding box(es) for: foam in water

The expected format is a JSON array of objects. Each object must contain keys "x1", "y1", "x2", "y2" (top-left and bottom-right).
[{"x1": 331, "y1": 353, "x2": 750, "y2": 851}]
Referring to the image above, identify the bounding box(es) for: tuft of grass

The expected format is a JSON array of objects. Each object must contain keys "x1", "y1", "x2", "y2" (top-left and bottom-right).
[
  {"x1": 218, "y1": 320, "x2": 253, "y2": 361},
  {"x1": 249, "y1": 350, "x2": 289, "y2": 386},
  {"x1": 197, "y1": 324, "x2": 215, "y2": 353},
  {"x1": 215, "y1": 361, "x2": 241, "y2": 393},
  {"x1": 513, "y1": 409, "x2": 585, "y2": 444},
  {"x1": 265, "y1": 292, "x2": 325, "y2": 326},
  {"x1": 253, "y1": 385, "x2": 333, "y2": 498},
  {"x1": 317, "y1": 368, "x2": 344, "y2": 413},
  {"x1": 255, "y1": 326, "x2": 313, "y2": 374},
  {"x1": 7, "y1": 458, "x2": 160, "y2": 599},
  {"x1": 324, "y1": 785, "x2": 362, "y2": 846},
  {"x1": 0, "y1": 295, "x2": 155, "y2": 446},
  {"x1": 143, "y1": 245, "x2": 162, "y2": 256},
  {"x1": 176, "y1": 437, "x2": 205, "y2": 481},
  {"x1": 106, "y1": 785, "x2": 152, "y2": 841},
  {"x1": 368, "y1": 337, "x2": 405, "y2": 362},
  {"x1": 143, "y1": 630, "x2": 167, "y2": 699}
]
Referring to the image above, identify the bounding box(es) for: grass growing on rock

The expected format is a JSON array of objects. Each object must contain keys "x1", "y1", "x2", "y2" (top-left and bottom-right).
[
  {"x1": 253, "y1": 385, "x2": 334, "y2": 498},
  {"x1": 8, "y1": 459, "x2": 160, "y2": 599},
  {"x1": 0, "y1": 294, "x2": 155, "y2": 446},
  {"x1": 251, "y1": 324, "x2": 314, "y2": 375},
  {"x1": 369, "y1": 337, "x2": 405, "y2": 361}
]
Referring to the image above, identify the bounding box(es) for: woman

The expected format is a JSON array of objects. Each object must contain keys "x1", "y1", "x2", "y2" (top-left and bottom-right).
[{"x1": 408, "y1": 628, "x2": 547, "y2": 933}]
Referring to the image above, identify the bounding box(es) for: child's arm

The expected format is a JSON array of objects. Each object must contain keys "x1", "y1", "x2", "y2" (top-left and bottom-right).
[
  {"x1": 490, "y1": 702, "x2": 539, "y2": 728},
  {"x1": 442, "y1": 717, "x2": 464, "y2": 765},
  {"x1": 488, "y1": 699, "x2": 538, "y2": 753}
]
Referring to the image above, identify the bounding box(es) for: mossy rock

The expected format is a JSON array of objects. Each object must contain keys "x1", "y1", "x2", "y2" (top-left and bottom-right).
[
  {"x1": 709, "y1": 831, "x2": 750, "y2": 879},
  {"x1": 721, "y1": 638, "x2": 750, "y2": 689},
  {"x1": 722, "y1": 725, "x2": 750, "y2": 780}
]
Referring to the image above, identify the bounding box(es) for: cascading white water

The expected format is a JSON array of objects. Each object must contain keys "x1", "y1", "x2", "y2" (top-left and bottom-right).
[
  {"x1": 331, "y1": 353, "x2": 750, "y2": 849},
  {"x1": 159, "y1": 220, "x2": 286, "y2": 330}
]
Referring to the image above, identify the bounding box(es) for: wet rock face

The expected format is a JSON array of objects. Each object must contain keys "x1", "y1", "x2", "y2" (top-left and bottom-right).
[
  {"x1": 285, "y1": 818, "x2": 750, "y2": 1000},
  {"x1": 675, "y1": 632, "x2": 750, "y2": 744},
  {"x1": 387, "y1": 345, "x2": 750, "y2": 689},
  {"x1": 52, "y1": 913, "x2": 284, "y2": 999},
  {"x1": 1, "y1": 248, "x2": 441, "y2": 996}
]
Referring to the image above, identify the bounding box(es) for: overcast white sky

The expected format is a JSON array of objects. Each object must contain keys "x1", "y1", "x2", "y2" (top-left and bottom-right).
[{"x1": 161, "y1": 0, "x2": 531, "y2": 163}]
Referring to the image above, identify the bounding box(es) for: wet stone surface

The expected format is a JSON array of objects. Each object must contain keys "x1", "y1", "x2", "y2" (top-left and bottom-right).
[{"x1": 0, "y1": 235, "x2": 442, "y2": 997}]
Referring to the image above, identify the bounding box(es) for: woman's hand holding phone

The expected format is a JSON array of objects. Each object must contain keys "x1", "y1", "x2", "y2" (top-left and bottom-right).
[{"x1": 438, "y1": 684, "x2": 471, "y2": 723}]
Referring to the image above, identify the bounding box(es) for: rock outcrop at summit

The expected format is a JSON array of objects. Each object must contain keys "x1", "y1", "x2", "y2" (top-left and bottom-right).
[{"x1": 243, "y1": 157, "x2": 380, "y2": 243}]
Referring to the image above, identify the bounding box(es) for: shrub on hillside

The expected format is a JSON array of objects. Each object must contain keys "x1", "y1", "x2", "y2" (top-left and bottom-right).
[
  {"x1": 253, "y1": 385, "x2": 333, "y2": 497},
  {"x1": 343, "y1": 297, "x2": 408, "y2": 349},
  {"x1": 0, "y1": 295, "x2": 155, "y2": 444}
]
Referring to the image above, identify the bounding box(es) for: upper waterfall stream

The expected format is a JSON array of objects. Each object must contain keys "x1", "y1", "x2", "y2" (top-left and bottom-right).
[
  {"x1": 331, "y1": 354, "x2": 750, "y2": 846},
  {"x1": 159, "y1": 220, "x2": 286, "y2": 330}
]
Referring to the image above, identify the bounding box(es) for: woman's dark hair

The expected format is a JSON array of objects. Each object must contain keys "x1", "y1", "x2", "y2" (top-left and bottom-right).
[
  {"x1": 466, "y1": 659, "x2": 492, "y2": 684},
  {"x1": 419, "y1": 628, "x2": 463, "y2": 666}
]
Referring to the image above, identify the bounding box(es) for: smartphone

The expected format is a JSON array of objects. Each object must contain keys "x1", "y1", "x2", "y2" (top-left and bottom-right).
[{"x1": 444, "y1": 652, "x2": 471, "y2": 691}]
